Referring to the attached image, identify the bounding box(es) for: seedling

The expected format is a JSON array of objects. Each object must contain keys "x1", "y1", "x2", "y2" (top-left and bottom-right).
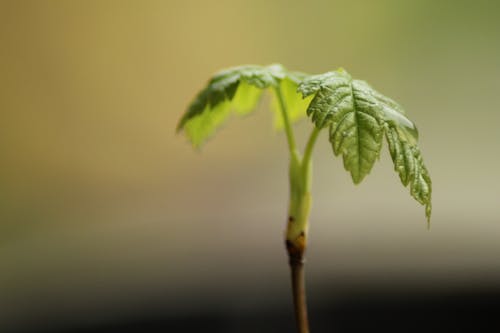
[{"x1": 177, "y1": 64, "x2": 432, "y2": 332}]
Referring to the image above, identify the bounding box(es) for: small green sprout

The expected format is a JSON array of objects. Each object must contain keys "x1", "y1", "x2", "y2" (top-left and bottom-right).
[{"x1": 177, "y1": 64, "x2": 432, "y2": 333}]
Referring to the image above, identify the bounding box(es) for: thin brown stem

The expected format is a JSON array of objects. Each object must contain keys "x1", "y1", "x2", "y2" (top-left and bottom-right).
[{"x1": 287, "y1": 246, "x2": 310, "y2": 333}]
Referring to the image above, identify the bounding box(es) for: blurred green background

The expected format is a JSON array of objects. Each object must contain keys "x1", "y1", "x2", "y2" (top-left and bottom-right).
[{"x1": 1, "y1": 0, "x2": 500, "y2": 331}]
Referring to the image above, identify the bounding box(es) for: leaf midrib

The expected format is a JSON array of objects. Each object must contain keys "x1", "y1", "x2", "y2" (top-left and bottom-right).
[{"x1": 349, "y1": 80, "x2": 362, "y2": 181}]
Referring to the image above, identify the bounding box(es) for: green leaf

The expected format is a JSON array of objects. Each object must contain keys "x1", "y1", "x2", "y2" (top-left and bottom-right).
[
  {"x1": 271, "y1": 77, "x2": 313, "y2": 129},
  {"x1": 385, "y1": 124, "x2": 432, "y2": 221},
  {"x1": 177, "y1": 64, "x2": 290, "y2": 147},
  {"x1": 299, "y1": 70, "x2": 384, "y2": 184},
  {"x1": 298, "y1": 69, "x2": 432, "y2": 219}
]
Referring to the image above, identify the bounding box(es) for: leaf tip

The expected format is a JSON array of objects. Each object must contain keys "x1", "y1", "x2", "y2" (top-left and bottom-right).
[{"x1": 351, "y1": 172, "x2": 364, "y2": 185}]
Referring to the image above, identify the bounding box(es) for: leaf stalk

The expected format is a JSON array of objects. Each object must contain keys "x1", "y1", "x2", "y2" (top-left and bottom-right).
[{"x1": 274, "y1": 85, "x2": 297, "y2": 154}]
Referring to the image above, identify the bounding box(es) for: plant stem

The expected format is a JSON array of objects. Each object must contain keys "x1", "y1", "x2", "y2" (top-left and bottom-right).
[
  {"x1": 281, "y1": 128, "x2": 321, "y2": 333},
  {"x1": 301, "y1": 127, "x2": 321, "y2": 186},
  {"x1": 275, "y1": 84, "x2": 321, "y2": 333},
  {"x1": 287, "y1": 147, "x2": 314, "y2": 333},
  {"x1": 290, "y1": 254, "x2": 309, "y2": 333},
  {"x1": 274, "y1": 85, "x2": 297, "y2": 154}
]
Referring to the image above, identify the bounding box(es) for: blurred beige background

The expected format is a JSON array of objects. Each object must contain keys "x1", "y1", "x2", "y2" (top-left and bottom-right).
[{"x1": 1, "y1": 0, "x2": 500, "y2": 330}]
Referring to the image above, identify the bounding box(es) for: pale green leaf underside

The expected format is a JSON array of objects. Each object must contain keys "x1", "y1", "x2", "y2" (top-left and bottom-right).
[
  {"x1": 180, "y1": 82, "x2": 262, "y2": 147},
  {"x1": 177, "y1": 64, "x2": 307, "y2": 147},
  {"x1": 271, "y1": 77, "x2": 313, "y2": 129},
  {"x1": 298, "y1": 69, "x2": 432, "y2": 219}
]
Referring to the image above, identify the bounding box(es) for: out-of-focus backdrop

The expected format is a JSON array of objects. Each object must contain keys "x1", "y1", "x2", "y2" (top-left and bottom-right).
[{"x1": 1, "y1": 1, "x2": 500, "y2": 332}]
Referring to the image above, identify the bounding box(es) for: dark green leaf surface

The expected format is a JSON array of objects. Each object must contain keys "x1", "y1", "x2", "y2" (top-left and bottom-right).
[
  {"x1": 298, "y1": 69, "x2": 432, "y2": 219},
  {"x1": 385, "y1": 124, "x2": 432, "y2": 221},
  {"x1": 299, "y1": 70, "x2": 383, "y2": 183}
]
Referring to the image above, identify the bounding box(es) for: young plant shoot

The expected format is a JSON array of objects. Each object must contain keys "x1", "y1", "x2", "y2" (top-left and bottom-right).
[{"x1": 177, "y1": 64, "x2": 432, "y2": 333}]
